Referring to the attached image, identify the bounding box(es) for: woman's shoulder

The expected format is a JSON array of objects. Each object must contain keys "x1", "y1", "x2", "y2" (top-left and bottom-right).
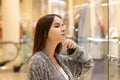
[{"x1": 28, "y1": 51, "x2": 46, "y2": 66}]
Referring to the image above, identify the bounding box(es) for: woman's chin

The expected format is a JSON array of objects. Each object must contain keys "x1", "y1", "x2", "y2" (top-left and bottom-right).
[
  {"x1": 62, "y1": 37, "x2": 66, "y2": 40},
  {"x1": 58, "y1": 38, "x2": 65, "y2": 43}
]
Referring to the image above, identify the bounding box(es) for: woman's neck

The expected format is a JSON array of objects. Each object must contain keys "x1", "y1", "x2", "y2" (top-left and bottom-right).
[
  {"x1": 45, "y1": 40, "x2": 61, "y2": 69},
  {"x1": 45, "y1": 42, "x2": 56, "y2": 57}
]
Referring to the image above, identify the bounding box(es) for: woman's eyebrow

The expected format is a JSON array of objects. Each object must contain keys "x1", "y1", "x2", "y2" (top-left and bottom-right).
[
  {"x1": 54, "y1": 23, "x2": 64, "y2": 25},
  {"x1": 54, "y1": 23, "x2": 60, "y2": 25}
]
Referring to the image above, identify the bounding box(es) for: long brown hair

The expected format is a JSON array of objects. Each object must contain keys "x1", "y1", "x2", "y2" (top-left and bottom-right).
[{"x1": 33, "y1": 14, "x2": 62, "y2": 55}]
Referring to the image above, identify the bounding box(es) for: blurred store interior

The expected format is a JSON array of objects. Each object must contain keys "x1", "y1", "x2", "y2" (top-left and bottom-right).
[{"x1": 0, "y1": 0, "x2": 120, "y2": 80}]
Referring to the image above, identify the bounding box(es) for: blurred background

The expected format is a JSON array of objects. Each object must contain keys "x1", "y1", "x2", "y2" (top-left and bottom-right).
[{"x1": 0, "y1": 0, "x2": 120, "y2": 80}]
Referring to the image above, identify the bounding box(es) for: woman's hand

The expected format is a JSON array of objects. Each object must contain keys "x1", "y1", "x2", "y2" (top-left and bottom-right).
[{"x1": 62, "y1": 39, "x2": 77, "y2": 49}]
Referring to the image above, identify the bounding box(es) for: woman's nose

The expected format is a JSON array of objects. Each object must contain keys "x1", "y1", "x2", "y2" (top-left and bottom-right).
[{"x1": 60, "y1": 26, "x2": 66, "y2": 31}]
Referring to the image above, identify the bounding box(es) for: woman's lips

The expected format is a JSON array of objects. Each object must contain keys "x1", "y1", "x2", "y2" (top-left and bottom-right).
[{"x1": 62, "y1": 33, "x2": 65, "y2": 35}]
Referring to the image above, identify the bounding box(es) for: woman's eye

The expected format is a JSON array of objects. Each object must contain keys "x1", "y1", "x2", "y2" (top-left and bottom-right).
[{"x1": 54, "y1": 26, "x2": 59, "y2": 28}]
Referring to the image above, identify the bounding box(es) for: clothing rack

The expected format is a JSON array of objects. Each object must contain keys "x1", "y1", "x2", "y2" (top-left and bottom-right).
[{"x1": 102, "y1": 1, "x2": 120, "y2": 6}]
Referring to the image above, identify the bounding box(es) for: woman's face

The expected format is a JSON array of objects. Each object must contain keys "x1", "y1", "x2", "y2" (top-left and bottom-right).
[{"x1": 47, "y1": 16, "x2": 66, "y2": 43}]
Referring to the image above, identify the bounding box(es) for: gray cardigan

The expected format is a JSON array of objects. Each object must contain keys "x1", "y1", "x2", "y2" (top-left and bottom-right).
[{"x1": 26, "y1": 46, "x2": 94, "y2": 80}]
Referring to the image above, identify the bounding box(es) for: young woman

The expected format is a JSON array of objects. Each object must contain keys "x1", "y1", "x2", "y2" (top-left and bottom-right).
[{"x1": 26, "y1": 14, "x2": 94, "y2": 80}]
